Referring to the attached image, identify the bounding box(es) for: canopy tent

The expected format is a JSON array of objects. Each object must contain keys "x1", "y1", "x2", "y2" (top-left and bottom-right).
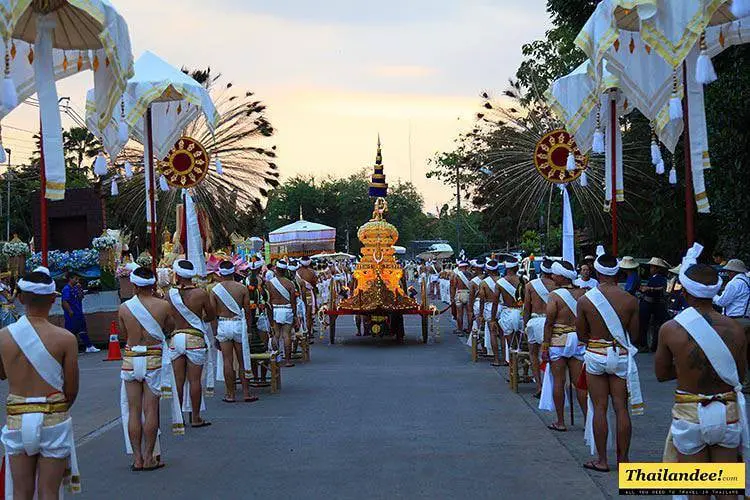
[
  {"x1": 310, "y1": 251, "x2": 354, "y2": 261},
  {"x1": 268, "y1": 218, "x2": 336, "y2": 259},
  {"x1": 417, "y1": 243, "x2": 454, "y2": 261}
]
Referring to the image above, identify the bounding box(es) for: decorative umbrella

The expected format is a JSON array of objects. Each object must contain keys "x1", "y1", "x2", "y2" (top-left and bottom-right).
[
  {"x1": 574, "y1": 0, "x2": 750, "y2": 245},
  {"x1": 85, "y1": 50, "x2": 218, "y2": 272},
  {"x1": 0, "y1": 0, "x2": 134, "y2": 265},
  {"x1": 268, "y1": 217, "x2": 336, "y2": 260},
  {"x1": 417, "y1": 243, "x2": 454, "y2": 261}
]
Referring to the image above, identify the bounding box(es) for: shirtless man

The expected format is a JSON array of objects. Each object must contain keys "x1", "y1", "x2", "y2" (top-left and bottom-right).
[
  {"x1": 524, "y1": 258, "x2": 555, "y2": 397},
  {"x1": 494, "y1": 257, "x2": 523, "y2": 365},
  {"x1": 210, "y1": 261, "x2": 256, "y2": 403},
  {"x1": 167, "y1": 259, "x2": 215, "y2": 428},
  {"x1": 656, "y1": 244, "x2": 748, "y2": 476},
  {"x1": 247, "y1": 259, "x2": 270, "y2": 387},
  {"x1": 428, "y1": 260, "x2": 441, "y2": 300},
  {"x1": 467, "y1": 260, "x2": 485, "y2": 346},
  {"x1": 118, "y1": 266, "x2": 173, "y2": 470},
  {"x1": 296, "y1": 257, "x2": 318, "y2": 342},
  {"x1": 267, "y1": 260, "x2": 299, "y2": 367},
  {"x1": 479, "y1": 260, "x2": 501, "y2": 365},
  {"x1": 577, "y1": 248, "x2": 641, "y2": 472},
  {"x1": 541, "y1": 261, "x2": 587, "y2": 431},
  {"x1": 450, "y1": 260, "x2": 472, "y2": 335},
  {"x1": 0, "y1": 268, "x2": 80, "y2": 498}
]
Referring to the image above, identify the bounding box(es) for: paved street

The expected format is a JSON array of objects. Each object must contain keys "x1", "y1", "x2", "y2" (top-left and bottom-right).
[{"x1": 1, "y1": 310, "x2": 687, "y2": 499}]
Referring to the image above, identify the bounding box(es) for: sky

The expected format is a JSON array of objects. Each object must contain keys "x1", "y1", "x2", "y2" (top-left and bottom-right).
[{"x1": 2, "y1": 0, "x2": 551, "y2": 210}]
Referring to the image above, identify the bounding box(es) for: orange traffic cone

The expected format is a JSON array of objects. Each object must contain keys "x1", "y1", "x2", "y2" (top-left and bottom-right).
[{"x1": 104, "y1": 320, "x2": 122, "y2": 361}]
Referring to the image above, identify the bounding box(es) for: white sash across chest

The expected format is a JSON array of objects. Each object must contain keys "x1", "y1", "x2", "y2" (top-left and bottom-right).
[
  {"x1": 531, "y1": 278, "x2": 550, "y2": 304},
  {"x1": 497, "y1": 277, "x2": 517, "y2": 301},
  {"x1": 124, "y1": 296, "x2": 165, "y2": 343},
  {"x1": 169, "y1": 288, "x2": 205, "y2": 332},
  {"x1": 454, "y1": 269, "x2": 470, "y2": 288},
  {"x1": 585, "y1": 287, "x2": 631, "y2": 350},
  {"x1": 7, "y1": 316, "x2": 63, "y2": 391},
  {"x1": 552, "y1": 288, "x2": 578, "y2": 317},
  {"x1": 483, "y1": 276, "x2": 497, "y2": 293},
  {"x1": 270, "y1": 277, "x2": 291, "y2": 303},
  {"x1": 212, "y1": 283, "x2": 243, "y2": 317}
]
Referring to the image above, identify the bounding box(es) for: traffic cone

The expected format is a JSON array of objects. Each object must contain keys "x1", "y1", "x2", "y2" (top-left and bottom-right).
[{"x1": 104, "y1": 320, "x2": 122, "y2": 361}]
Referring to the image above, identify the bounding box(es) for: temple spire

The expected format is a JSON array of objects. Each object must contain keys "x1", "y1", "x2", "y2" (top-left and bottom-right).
[{"x1": 369, "y1": 134, "x2": 388, "y2": 198}]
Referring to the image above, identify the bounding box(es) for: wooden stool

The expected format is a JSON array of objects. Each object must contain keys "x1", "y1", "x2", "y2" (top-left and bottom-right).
[
  {"x1": 250, "y1": 353, "x2": 281, "y2": 394},
  {"x1": 471, "y1": 332, "x2": 478, "y2": 363}
]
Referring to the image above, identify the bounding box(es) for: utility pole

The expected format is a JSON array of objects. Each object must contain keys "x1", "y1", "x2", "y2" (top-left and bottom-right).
[
  {"x1": 5, "y1": 149, "x2": 10, "y2": 241},
  {"x1": 455, "y1": 161, "x2": 461, "y2": 254}
]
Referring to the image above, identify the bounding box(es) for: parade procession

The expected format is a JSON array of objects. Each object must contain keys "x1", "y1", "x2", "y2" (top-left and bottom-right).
[{"x1": 0, "y1": 0, "x2": 749, "y2": 499}]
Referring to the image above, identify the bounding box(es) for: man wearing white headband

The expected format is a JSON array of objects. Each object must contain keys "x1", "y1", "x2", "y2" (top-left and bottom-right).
[
  {"x1": 166, "y1": 259, "x2": 215, "y2": 428},
  {"x1": 0, "y1": 269, "x2": 81, "y2": 497},
  {"x1": 523, "y1": 258, "x2": 556, "y2": 398},
  {"x1": 540, "y1": 260, "x2": 587, "y2": 431},
  {"x1": 296, "y1": 256, "x2": 318, "y2": 343},
  {"x1": 450, "y1": 260, "x2": 472, "y2": 336},
  {"x1": 245, "y1": 258, "x2": 270, "y2": 387},
  {"x1": 118, "y1": 266, "x2": 174, "y2": 470},
  {"x1": 479, "y1": 260, "x2": 501, "y2": 363},
  {"x1": 577, "y1": 247, "x2": 642, "y2": 473},
  {"x1": 268, "y1": 260, "x2": 298, "y2": 367},
  {"x1": 655, "y1": 243, "x2": 748, "y2": 475},
  {"x1": 467, "y1": 259, "x2": 486, "y2": 346},
  {"x1": 209, "y1": 261, "x2": 256, "y2": 403},
  {"x1": 493, "y1": 257, "x2": 523, "y2": 366}
]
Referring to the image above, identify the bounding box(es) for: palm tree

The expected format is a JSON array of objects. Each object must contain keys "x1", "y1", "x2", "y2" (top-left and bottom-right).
[{"x1": 108, "y1": 68, "x2": 279, "y2": 250}]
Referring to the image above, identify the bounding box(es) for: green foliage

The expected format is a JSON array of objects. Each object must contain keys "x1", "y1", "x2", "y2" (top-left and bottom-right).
[{"x1": 519, "y1": 230, "x2": 542, "y2": 255}]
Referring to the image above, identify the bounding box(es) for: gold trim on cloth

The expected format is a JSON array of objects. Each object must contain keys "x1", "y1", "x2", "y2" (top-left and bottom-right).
[
  {"x1": 122, "y1": 346, "x2": 163, "y2": 371},
  {"x1": 171, "y1": 329, "x2": 206, "y2": 349},
  {"x1": 5, "y1": 393, "x2": 70, "y2": 429},
  {"x1": 586, "y1": 338, "x2": 628, "y2": 355},
  {"x1": 550, "y1": 324, "x2": 578, "y2": 347}
]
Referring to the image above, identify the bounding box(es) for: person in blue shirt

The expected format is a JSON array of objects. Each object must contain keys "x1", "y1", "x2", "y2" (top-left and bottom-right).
[
  {"x1": 638, "y1": 258, "x2": 669, "y2": 352},
  {"x1": 620, "y1": 256, "x2": 640, "y2": 295},
  {"x1": 61, "y1": 272, "x2": 99, "y2": 353}
]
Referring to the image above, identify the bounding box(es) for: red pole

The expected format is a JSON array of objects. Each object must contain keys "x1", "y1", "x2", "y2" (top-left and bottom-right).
[
  {"x1": 146, "y1": 106, "x2": 158, "y2": 274},
  {"x1": 681, "y1": 61, "x2": 695, "y2": 247},
  {"x1": 39, "y1": 125, "x2": 48, "y2": 267},
  {"x1": 610, "y1": 93, "x2": 618, "y2": 257}
]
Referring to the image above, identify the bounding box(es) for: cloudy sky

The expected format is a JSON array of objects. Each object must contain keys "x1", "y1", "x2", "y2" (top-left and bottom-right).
[{"x1": 3, "y1": 0, "x2": 550, "y2": 209}]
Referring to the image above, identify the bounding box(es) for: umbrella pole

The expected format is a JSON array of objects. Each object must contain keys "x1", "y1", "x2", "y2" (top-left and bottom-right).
[
  {"x1": 681, "y1": 61, "x2": 695, "y2": 247},
  {"x1": 39, "y1": 123, "x2": 49, "y2": 267},
  {"x1": 146, "y1": 106, "x2": 158, "y2": 274},
  {"x1": 610, "y1": 94, "x2": 618, "y2": 257}
]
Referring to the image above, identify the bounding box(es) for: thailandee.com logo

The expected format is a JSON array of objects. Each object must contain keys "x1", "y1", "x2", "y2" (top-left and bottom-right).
[{"x1": 619, "y1": 463, "x2": 744, "y2": 496}]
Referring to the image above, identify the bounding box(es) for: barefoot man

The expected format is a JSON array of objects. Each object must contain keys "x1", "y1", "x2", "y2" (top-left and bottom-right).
[
  {"x1": 210, "y1": 261, "x2": 256, "y2": 403},
  {"x1": 467, "y1": 260, "x2": 485, "y2": 348},
  {"x1": 524, "y1": 258, "x2": 555, "y2": 397},
  {"x1": 540, "y1": 261, "x2": 587, "y2": 431},
  {"x1": 268, "y1": 260, "x2": 299, "y2": 368},
  {"x1": 450, "y1": 260, "x2": 472, "y2": 335},
  {"x1": 479, "y1": 260, "x2": 501, "y2": 364},
  {"x1": 0, "y1": 267, "x2": 81, "y2": 498},
  {"x1": 296, "y1": 257, "x2": 318, "y2": 342},
  {"x1": 118, "y1": 266, "x2": 176, "y2": 470},
  {"x1": 494, "y1": 257, "x2": 523, "y2": 365},
  {"x1": 167, "y1": 260, "x2": 215, "y2": 428},
  {"x1": 577, "y1": 247, "x2": 643, "y2": 472},
  {"x1": 656, "y1": 243, "x2": 749, "y2": 478}
]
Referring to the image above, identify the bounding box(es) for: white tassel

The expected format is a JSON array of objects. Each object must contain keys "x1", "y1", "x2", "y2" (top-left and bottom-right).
[
  {"x1": 93, "y1": 152, "x2": 107, "y2": 176},
  {"x1": 656, "y1": 159, "x2": 665, "y2": 175},
  {"x1": 118, "y1": 119, "x2": 129, "y2": 143},
  {"x1": 566, "y1": 151, "x2": 576, "y2": 171},
  {"x1": 110, "y1": 178, "x2": 118, "y2": 196},
  {"x1": 731, "y1": 0, "x2": 750, "y2": 18},
  {"x1": 669, "y1": 95, "x2": 683, "y2": 120},
  {"x1": 650, "y1": 141, "x2": 661, "y2": 165},
  {"x1": 124, "y1": 161, "x2": 133, "y2": 178},
  {"x1": 696, "y1": 51, "x2": 717, "y2": 85},
  {"x1": 592, "y1": 129, "x2": 605, "y2": 154},
  {"x1": 159, "y1": 174, "x2": 169, "y2": 191},
  {"x1": 215, "y1": 157, "x2": 223, "y2": 175},
  {"x1": 2, "y1": 78, "x2": 17, "y2": 110},
  {"x1": 668, "y1": 167, "x2": 677, "y2": 185},
  {"x1": 580, "y1": 171, "x2": 588, "y2": 187}
]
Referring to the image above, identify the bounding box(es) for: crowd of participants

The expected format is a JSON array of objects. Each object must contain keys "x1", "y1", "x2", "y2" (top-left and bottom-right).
[
  {"x1": 0, "y1": 254, "x2": 358, "y2": 498},
  {"x1": 411, "y1": 245, "x2": 750, "y2": 476}
]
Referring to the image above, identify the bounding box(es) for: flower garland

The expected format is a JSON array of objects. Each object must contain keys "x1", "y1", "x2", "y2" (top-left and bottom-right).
[
  {"x1": 2, "y1": 240, "x2": 30, "y2": 257},
  {"x1": 91, "y1": 234, "x2": 117, "y2": 250},
  {"x1": 26, "y1": 249, "x2": 100, "y2": 272}
]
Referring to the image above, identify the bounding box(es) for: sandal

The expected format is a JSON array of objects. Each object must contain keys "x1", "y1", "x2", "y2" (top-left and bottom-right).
[
  {"x1": 142, "y1": 462, "x2": 166, "y2": 471},
  {"x1": 547, "y1": 423, "x2": 568, "y2": 432},
  {"x1": 222, "y1": 397, "x2": 235, "y2": 403},
  {"x1": 191, "y1": 421, "x2": 212, "y2": 428},
  {"x1": 583, "y1": 461, "x2": 610, "y2": 473},
  {"x1": 243, "y1": 396, "x2": 259, "y2": 403}
]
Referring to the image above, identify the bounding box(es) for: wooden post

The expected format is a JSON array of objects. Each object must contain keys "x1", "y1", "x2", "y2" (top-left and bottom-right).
[{"x1": 471, "y1": 333, "x2": 478, "y2": 362}]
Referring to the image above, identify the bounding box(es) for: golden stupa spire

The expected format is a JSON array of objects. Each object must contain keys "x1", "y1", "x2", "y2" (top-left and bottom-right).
[{"x1": 369, "y1": 134, "x2": 388, "y2": 198}]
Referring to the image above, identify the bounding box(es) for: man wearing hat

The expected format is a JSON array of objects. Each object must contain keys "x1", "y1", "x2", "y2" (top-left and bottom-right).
[
  {"x1": 714, "y1": 259, "x2": 750, "y2": 330},
  {"x1": 620, "y1": 256, "x2": 640, "y2": 296},
  {"x1": 638, "y1": 257, "x2": 670, "y2": 352}
]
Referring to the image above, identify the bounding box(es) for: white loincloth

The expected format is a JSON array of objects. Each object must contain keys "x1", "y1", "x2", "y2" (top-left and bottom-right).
[
  {"x1": 525, "y1": 314, "x2": 546, "y2": 345},
  {"x1": 216, "y1": 318, "x2": 245, "y2": 344},
  {"x1": 498, "y1": 307, "x2": 522, "y2": 335},
  {"x1": 454, "y1": 289, "x2": 470, "y2": 306},
  {"x1": 584, "y1": 342, "x2": 628, "y2": 379},
  {"x1": 169, "y1": 331, "x2": 207, "y2": 366},
  {"x1": 273, "y1": 304, "x2": 294, "y2": 325},
  {"x1": 120, "y1": 346, "x2": 162, "y2": 396},
  {"x1": 665, "y1": 391, "x2": 741, "y2": 459},
  {"x1": 549, "y1": 330, "x2": 585, "y2": 361}
]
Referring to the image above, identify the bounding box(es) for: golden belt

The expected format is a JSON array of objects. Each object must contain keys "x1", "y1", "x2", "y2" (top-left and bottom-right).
[
  {"x1": 587, "y1": 338, "x2": 627, "y2": 355},
  {"x1": 123, "y1": 347, "x2": 163, "y2": 357},
  {"x1": 674, "y1": 391, "x2": 736, "y2": 405},
  {"x1": 172, "y1": 328, "x2": 204, "y2": 339},
  {"x1": 6, "y1": 401, "x2": 69, "y2": 415}
]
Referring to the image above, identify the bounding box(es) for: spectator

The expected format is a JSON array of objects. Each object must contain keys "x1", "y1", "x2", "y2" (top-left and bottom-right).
[
  {"x1": 712, "y1": 248, "x2": 728, "y2": 267},
  {"x1": 713, "y1": 259, "x2": 750, "y2": 329},
  {"x1": 638, "y1": 257, "x2": 670, "y2": 352},
  {"x1": 665, "y1": 264, "x2": 687, "y2": 316},
  {"x1": 61, "y1": 272, "x2": 99, "y2": 353},
  {"x1": 573, "y1": 263, "x2": 598, "y2": 289},
  {"x1": 620, "y1": 256, "x2": 640, "y2": 296}
]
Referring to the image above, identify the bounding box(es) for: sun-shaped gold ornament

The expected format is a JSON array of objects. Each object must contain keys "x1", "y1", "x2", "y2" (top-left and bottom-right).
[
  {"x1": 533, "y1": 129, "x2": 587, "y2": 184},
  {"x1": 157, "y1": 136, "x2": 211, "y2": 188}
]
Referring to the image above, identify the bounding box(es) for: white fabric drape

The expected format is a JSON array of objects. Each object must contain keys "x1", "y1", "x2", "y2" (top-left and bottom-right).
[
  {"x1": 685, "y1": 47, "x2": 711, "y2": 214},
  {"x1": 184, "y1": 189, "x2": 206, "y2": 276},
  {"x1": 560, "y1": 184, "x2": 575, "y2": 267},
  {"x1": 603, "y1": 98, "x2": 624, "y2": 206},
  {"x1": 143, "y1": 112, "x2": 157, "y2": 234}
]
